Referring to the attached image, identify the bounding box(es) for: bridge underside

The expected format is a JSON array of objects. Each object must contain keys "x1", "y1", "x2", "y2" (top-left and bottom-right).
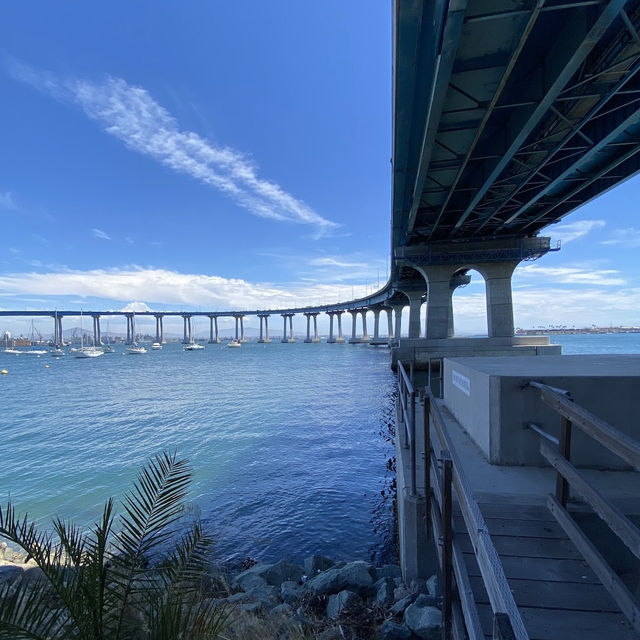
[{"x1": 393, "y1": 0, "x2": 640, "y2": 250}]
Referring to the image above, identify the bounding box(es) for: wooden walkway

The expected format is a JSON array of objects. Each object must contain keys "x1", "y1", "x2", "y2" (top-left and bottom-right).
[{"x1": 455, "y1": 502, "x2": 639, "y2": 640}]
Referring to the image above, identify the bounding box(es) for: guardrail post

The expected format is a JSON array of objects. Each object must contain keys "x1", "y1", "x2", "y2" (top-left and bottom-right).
[
  {"x1": 493, "y1": 612, "x2": 516, "y2": 639},
  {"x1": 441, "y1": 450, "x2": 452, "y2": 639},
  {"x1": 556, "y1": 416, "x2": 572, "y2": 507}
]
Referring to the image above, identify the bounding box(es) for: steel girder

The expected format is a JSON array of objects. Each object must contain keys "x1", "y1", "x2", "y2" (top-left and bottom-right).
[{"x1": 393, "y1": 0, "x2": 640, "y2": 247}]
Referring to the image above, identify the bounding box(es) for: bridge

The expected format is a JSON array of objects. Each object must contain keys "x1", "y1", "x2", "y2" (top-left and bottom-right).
[{"x1": 2, "y1": 4, "x2": 640, "y2": 636}]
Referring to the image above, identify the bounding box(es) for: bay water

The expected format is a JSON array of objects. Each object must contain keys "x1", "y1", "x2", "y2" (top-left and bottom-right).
[{"x1": 1, "y1": 332, "x2": 638, "y2": 566}]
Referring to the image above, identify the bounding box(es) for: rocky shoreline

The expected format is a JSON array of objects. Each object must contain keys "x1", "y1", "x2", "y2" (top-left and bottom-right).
[{"x1": 1, "y1": 542, "x2": 443, "y2": 639}]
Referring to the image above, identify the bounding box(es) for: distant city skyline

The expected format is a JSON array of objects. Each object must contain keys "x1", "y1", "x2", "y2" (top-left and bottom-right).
[{"x1": 2, "y1": 2, "x2": 640, "y2": 336}]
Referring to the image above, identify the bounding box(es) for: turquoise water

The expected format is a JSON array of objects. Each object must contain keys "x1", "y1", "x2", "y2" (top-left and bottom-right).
[
  {"x1": 1, "y1": 342, "x2": 396, "y2": 564},
  {"x1": 550, "y1": 332, "x2": 640, "y2": 355}
]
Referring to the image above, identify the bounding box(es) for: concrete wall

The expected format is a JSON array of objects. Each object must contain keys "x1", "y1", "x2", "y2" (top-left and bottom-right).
[{"x1": 443, "y1": 355, "x2": 640, "y2": 469}]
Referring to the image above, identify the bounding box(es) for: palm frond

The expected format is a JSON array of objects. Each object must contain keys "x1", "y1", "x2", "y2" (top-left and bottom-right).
[{"x1": 0, "y1": 573, "x2": 72, "y2": 640}]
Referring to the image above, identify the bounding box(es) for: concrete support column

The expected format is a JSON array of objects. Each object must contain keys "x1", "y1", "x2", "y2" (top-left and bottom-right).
[
  {"x1": 289, "y1": 315, "x2": 295, "y2": 342},
  {"x1": 373, "y1": 309, "x2": 381, "y2": 339},
  {"x1": 182, "y1": 316, "x2": 189, "y2": 344},
  {"x1": 349, "y1": 310, "x2": 358, "y2": 342},
  {"x1": 448, "y1": 272, "x2": 472, "y2": 338},
  {"x1": 480, "y1": 262, "x2": 517, "y2": 338},
  {"x1": 327, "y1": 312, "x2": 335, "y2": 343},
  {"x1": 360, "y1": 310, "x2": 370, "y2": 341},
  {"x1": 234, "y1": 316, "x2": 240, "y2": 341},
  {"x1": 155, "y1": 315, "x2": 162, "y2": 343},
  {"x1": 58, "y1": 315, "x2": 64, "y2": 346},
  {"x1": 304, "y1": 313, "x2": 312, "y2": 343},
  {"x1": 239, "y1": 316, "x2": 245, "y2": 342},
  {"x1": 414, "y1": 266, "x2": 454, "y2": 340},
  {"x1": 126, "y1": 314, "x2": 132, "y2": 345},
  {"x1": 281, "y1": 314, "x2": 295, "y2": 343},
  {"x1": 92, "y1": 315, "x2": 101, "y2": 345},
  {"x1": 208, "y1": 315, "x2": 218, "y2": 343},
  {"x1": 52, "y1": 315, "x2": 58, "y2": 346},
  {"x1": 336, "y1": 312, "x2": 345, "y2": 343},
  {"x1": 257, "y1": 314, "x2": 271, "y2": 343},
  {"x1": 282, "y1": 315, "x2": 287, "y2": 343},
  {"x1": 386, "y1": 308, "x2": 393, "y2": 338},
  {"x1": 312, "y1": 313, "x2": 319, "y2": 342},
  {"x1": 393, "y1": 306, "x2": 403, "y2": 340}
]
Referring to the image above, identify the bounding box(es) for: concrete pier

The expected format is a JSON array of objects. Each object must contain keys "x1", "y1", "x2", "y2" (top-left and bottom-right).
[
  {"x1": 233, "y1": 314, "x2": 246, "y2": 342},
  {"x1": 92, "y1": 314, "x2": 101, "y2": 345},
  {"x1": 208, "y1": 315, "x2": 220, "y2": 343},
  {"x1": 182, "y1": 315, "x2": 193, "y2": 344},
  {"x1": 155, "y1": 314, "x2": 165, "y2": 344},
  {"x1": 304, "y1": 312, "x2": 320, "y2": 343},
  {"x1": 258, "y1": 313, "x2": 271, "y2": 343},
  {"x1": 281, "y1": 313, "x2": 295, "y2": 343}
]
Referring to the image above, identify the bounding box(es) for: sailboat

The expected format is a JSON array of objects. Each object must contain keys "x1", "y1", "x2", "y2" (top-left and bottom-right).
[
  {"x1": 75, "y1": 311, "x2": 104, "y2": 358},
  {"x1": 102, "y1": 321, "x2": 115, "y2": 353},
  {"x1": 3, "y1": 332, "x2": 21, "y2": 355},
  {"x1": 183, "y1": 318, "x2": 205, "y2": 351},
  {"x1": 25, "y1": 321, "x2": 47, "y2": 355},
  {"x1": 127, "y1": 312, "x2": 147, "y2": 354}
]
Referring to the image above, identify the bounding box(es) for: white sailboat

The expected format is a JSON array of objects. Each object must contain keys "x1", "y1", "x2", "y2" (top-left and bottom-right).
[
  {"x1": 25, "y1": 321, "x2": 47, "y2": 355},
  {"x1": 75, "y1": 311, "x2": 104, "y2": 358},
  {"x1": 102, "y1": 321, "x2": 115, "y2": 353},
  {"x1": 127, "y1": 313, "x2": 147, "y2": 354},
  {"x1": 183, "y1": 318, "x2": 205, "y2": 350}
]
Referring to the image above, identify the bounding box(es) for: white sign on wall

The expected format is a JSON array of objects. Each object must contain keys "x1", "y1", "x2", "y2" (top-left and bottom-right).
[{"x1": 452, "y1": 370, "x2": 471, "y2": 396}]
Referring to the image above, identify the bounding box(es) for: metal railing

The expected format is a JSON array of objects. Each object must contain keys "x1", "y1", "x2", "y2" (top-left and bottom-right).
[
  {"x1": 423, "y1": 388, "x2": 529, "y2": 640},
  {"x1": 527, "y1": 381, "x2": 640, "y2": 634}
]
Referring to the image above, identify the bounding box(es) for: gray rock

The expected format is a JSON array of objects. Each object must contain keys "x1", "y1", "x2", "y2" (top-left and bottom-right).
[
  {"x1": 377, "y1": 564, "x2": 402, "y2": 580},
  {"x1": 374, "y1": 576, "x2": 396, "y2": 606},
  {"x1": 263, "y1": 559, "x2": 304, "y2": 587},
  {"x1": 237, "y1": 601, "x2": 263, "y2": 613},
  {"x1": 245, "y1": 582, "x2": 281, "y2": 608},
  {"x1": 226, "y1": 591, "x2": 253, "y2": 604},
  {"x1": 231, "y1": 563, "x2": 273, "y2": 589},
  {"x1": 238, "y1": 573, "x2": 269, "y2": 593},
  {"x1": 409, "y1": 578, "x2": 428, "y2": 594},
  {"x1": 270, "y1": 603, "x2": 293, "y2": 617},
  {"x1": 0, "y1": 565, "x2": 24, "y2": 587},
  {"x1": 394, "y1": 586, "x2": 412, "y2": 602},
  {"x1": 381, "y1": 620, "x2": 413, "y2": 640},
  {"x1": 304, "y1": 554, "x2": 334, "y2": 576},
  {"x1": 280, "y1": 580, "x2": 304, "y2": 605},
  {"x1": 317, "y1": 628, "x2": 343, "y2": 640},
  {"x1": 426, "y1": 574, "x2": 440, "y2": 597},
  {"x1": 326, "y1": 589, "x2": 363, "y2": 620},
  {"x1": 306, "y1": 560, "x2": 374, "y2": 596},
  {"x1": 404, "y1": 602, "x2": 442, "y2": 640},
  {"x1": 390, "y1": 592, "x2": 418, "y2": 616},
  {"x1": 415, "y1": 593, "x2": 438, "y2": 608}
]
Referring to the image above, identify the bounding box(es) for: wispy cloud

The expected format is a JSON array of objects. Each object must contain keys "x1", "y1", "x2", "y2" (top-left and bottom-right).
[
  {"x1": 308, "y1": 257, "x2": 369, "y2": 269},
  {"x1": 548, "y1": 219, "x2": 605, "y2": 244},
  {"x1": 601, "y1": 227, "x2": 640, "y2": 248},
  {"x1": 0, "y1": 191, "x2": 17, "y2": 211},
  {"x1": 516, "y1": 264, "x2": 625, "y2": 286},
  {"x1": 92, "y1": 228, "x2": 111, "y2": 240},
  {"x1": 5, "y1": 57, "x2": 338, "y2": 234}
]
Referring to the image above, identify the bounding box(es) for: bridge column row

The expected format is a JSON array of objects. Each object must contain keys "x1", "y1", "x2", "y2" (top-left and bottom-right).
[
  {"x1": 257, "y1": 314, "x2": 271, "y2": 343},
  {"x1": 182, "y1": 315, "x2": 193, "y2": 344},
  {"x1": 155, "y1": 314, "x2": 164, "y2": 344},
  {"x1": 208, "y1": 315, "x2": 220, "y2": 343},
  {"x1": 52, "y1": 314, "x2": 64, "y2": 347},
  {"x1": 281, "y1": 313, "x2": 295, "y2": 343},
  {"x1": 92, "y1": 315, "x2": 102, "y2": 345},
  {"x1": 304, "y1": 312, "x2": 320, "y2": 343},
  {"x1": 233, "y1": 315, "x2": 245, "y2": 342}
]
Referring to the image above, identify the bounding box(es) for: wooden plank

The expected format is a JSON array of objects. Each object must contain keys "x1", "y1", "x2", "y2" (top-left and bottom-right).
[
  {"x1": 477, "y1": 603, "x2": 640, "y2": 640},
  {"x1": 454, "y1": 503, "x2": 556, "y2": 522},
  {"x1": 454, "y1": 515, "x2": 566, "y2": 539},
  {"x1": 539, "y1": 386, "x2": 640, "y2": 471},
  {"x1": 541, "y1": 440, "x2": 640, "y2": 560},
  {"x1": 457, "y1": 533, "x2": 583, "y2": 559},
  {"x1": 469, "y1": 576, "x2": 620, "y2": 612},
  {"x1": 548, "y1": 494, "x2": 640, "y2": 634},
  {"x1": 463, "y1": 553, "x2": 600, "y2": 584}
]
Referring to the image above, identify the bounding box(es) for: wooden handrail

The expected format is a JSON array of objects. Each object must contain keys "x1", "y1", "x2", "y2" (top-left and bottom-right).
[
  {"x1": 530, "y1": 382, "x2": 640, "y2": 470},
  {"x1": 426, "y1": 390, "x2": 529, "y2": 640}
]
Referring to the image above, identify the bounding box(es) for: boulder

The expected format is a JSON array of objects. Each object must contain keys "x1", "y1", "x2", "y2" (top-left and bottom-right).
[
  {"x1": 326, "y1": 589, "x2": 363, "y2": 620},
  {"x1": 374, "y1": 576, "x2": 395, "y2": 606},
  {"x1": 305, "y1": 561, "x2": 374, "y2": 596},
  {"x1": 238, "y1": 573, "x2": 269, "y2": 593},
  {"x1": 280, "y1": 580, "x2": 304, "y2": 605},
  {"x1": 426, "y1": 574, "x2": 440, "y2": 597},
  {"x1": 244, "y1": 582, "x2": 281, "y2": 608},
  {"x1": 0, "y1": 565, "x2": 23, "y2": 587},
  {"x1": 304, "y1": 554, "x2": 334, "y2": 576},
  {"x1": 317, "y1": 627, "x2": 343, "y2": 640},
  {"x1": 404, "y1": 601, "x2": 442, "y2": 640},
  {"x1": 270, "y1": 602, "x2": 293, "y2": 617},
  {"x1": 390, "y1": 592, "x2": 418, "y2": 616},
  {"x1": 231, "y1": 563, "x2": 273, "y2": 589},
  {"x1": 381, "y1": 620, "x2": 413, "y2": 640},
  {"x1": 263, "y1": 559, "x2": 304, "y2": 587},
  {"x1": 376, "y1": 564, "x2": 402, "y2": 580}
]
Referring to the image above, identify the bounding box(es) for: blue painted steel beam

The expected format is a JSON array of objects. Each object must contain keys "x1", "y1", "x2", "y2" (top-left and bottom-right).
[{"x1": 452, "y1": 0, "x2": 629, "y2": 233}]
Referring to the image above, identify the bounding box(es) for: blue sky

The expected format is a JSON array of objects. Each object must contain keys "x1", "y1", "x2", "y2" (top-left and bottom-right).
[{"x1": 1, "y1": 2, "x2": 639, "y2": 337}]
